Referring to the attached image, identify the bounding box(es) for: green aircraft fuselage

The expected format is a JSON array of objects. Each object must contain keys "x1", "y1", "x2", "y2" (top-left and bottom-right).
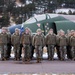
[{"x1": 23, "y1": 14, "x2": 75, "y2": 35}]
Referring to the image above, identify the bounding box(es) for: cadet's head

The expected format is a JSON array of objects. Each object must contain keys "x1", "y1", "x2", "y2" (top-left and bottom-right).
[
  {"x1": 15, "y1": 28, "x2": 19, "y2": 34},
  {"x1": 1, "y1": 27, "x2": 6, "y2": 33},
  {"x1": 36, "y1": 29, "x2": 42, "y2": 35},
  {"x1": 4, "y1": 27, "x2": 9, "y2": 33},
  {"x1": 60, "y1": 30, "x2": 65, "y2": 36},
  {"x1": 49, "y1": 28, "x2": 53, "y2": 34},
  {"x1": 25, "y1": 27, "x2": 30, "y2": 34},
  {"x1": 57, "y1": 30, "x2": 61, "y2": 36},
  {"x1": 71, "y1": 30, "x2": 74, "y2": 36}
]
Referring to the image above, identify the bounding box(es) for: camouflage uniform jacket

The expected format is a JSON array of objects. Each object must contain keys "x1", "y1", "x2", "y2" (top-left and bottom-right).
[
  {"x1": 0, "y1": 33, "x2": 8, "y2": 45},
  {"x1": 57, "y1": 35, "x2": 67, "y2": 46},
  {"x1": 70, "y1": 36, "x2": 75, "y2": 46},
  {"x1": 21, "y1": 33, "x2": 32, "y2": 45},
  {"x1": 45, "y1": 34, "x2": 56, "y2": 45},
  {"x1": 32, "y1": 34, "x2": 45, "y2": 46},
  {"x1": 11, "y1": 33, "x2": 20, "y2": 45}
]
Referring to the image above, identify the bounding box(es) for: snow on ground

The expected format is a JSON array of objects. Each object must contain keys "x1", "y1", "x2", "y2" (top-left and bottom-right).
[
  {"x1": 55, "y1": 8, "x2": 75, "y2": 14},
  {"x1": 10, "y1": 52, "x2": 58, "y2": 59},
  {"x1": 12, "y1": 53, "x2": 67, "y2": 59}
]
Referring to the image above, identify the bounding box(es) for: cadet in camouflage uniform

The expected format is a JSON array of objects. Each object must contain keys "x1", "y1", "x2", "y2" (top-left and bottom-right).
[
  {"x1": 6, "y1": 28, "x2": 11, "y2": 59},
  {"x1": 28, "y1": 29, "x2": 35, "y2": 59},
  {"x1": 32, "y1": 29, "x2": 45, "y2": 63},
  {"x1": 70, "y1": 31, "x2": 75, "y2": 60},
  {"x1": 66, "y1": 30, "x2": 74, "y2": 60},
  {"x1": 56, "y1": 30, "x2": 61, "y2": 60},
  {"x1": 0, "y1": 27, "x2": 8, "y2": 61},
  {"x1": 21, "y1": 27, "x2": 32, "y2": 63},
  {"x1": 57, "y1": 30, "x2": 67, "y2": 60},
  {"x1": 11, "y1": 28, "x2": 20, "y2": 61},
  {"x1": 45, "y1": 28, "x2": 56, "y2": 60}
]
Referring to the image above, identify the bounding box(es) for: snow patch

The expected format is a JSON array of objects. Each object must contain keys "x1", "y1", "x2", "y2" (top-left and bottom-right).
[{"x1": 55, "y1": 8, "x2": 75, "y2": 14}]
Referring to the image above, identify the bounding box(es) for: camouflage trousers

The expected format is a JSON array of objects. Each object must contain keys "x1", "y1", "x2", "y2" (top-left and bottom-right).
[
  {"x1": 35, "y1": 46, "x2": 43, "y2": 59},
  {"x1": 0, "y1": 44, "x2": 7, "y2": 59},
  {"x1": 14, "y1": 44, "x2": 20, "y2": 59},
  {"x1": 71, "y1": 46, "x2": 75, "y2": 59},
  {"x1": 23, "y1": 44, "x2": 31, "y2": 61},
  {"x1": 47, "y1": 45, "x2": 55, "y2": 60},
  {"x1": 59, "y1": 46, "x2": 66, "y2": 60}
]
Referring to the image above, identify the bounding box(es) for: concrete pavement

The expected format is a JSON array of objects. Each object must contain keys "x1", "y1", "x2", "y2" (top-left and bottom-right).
[{"x1": 0, "y1": 59, "x2": 75, "y2": 74}]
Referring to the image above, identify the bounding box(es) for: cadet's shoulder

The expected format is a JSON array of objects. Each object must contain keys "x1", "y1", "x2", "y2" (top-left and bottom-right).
[
  {"x1": 2, "y1": 33, "x2": 8, "y2": 35},
  {"x1": 56, "y1": 34, "x2": 59, "y2": 36},
  {"x1": 11, "y1": 33, "x2": 16, "y2": 37},
  {"x1": 56, "y1": 35, "x2": 59, "y2": 37},
  {"x1": 45, "y1": 33, "x2": 49, "y2": 37},
  {"x1": 0, "y1": 33, "x2": 2, "y2": 35},
  {"x1": 0, "y1": 33, "x2": 2, "y2": 36},
  {"x1": 31, "y1": 34, "x2": 34, "y2": 37},
  {"x1": 70, "y1": 36, "x2": 74, "y2": 38},
  {"x1": 64, "y1": 35, "x2": 68, "y2": 38},
  {"x1": 6, "y1": 33, "x2": 8, "y2": 36},
  {"x1": 33, "y1": 34, "x2": 39, "y2": 38},
  {"x1": 41, "y1": 33, "x2": 44, "y2": 36},
  {"x1": 53, "y1": 33, "x2": 56, "y2": 36},
  {"x1": 34, "y1": 34, "x2": 37, "y2": 37},
  {"x1": 28, "y1": 34, "x2": 32, "y2": 37},
  {"x1": 57, "y1": 35, "x2": 61, "y2": 38},
  {"x1": 22, "y1": 32, "x2": 25, "y2": 35},
  {"x1": 7, "y1": 32, "x2": 11, "y2": 35},
  {"x1": 13, "y1": 33, "x2": 15, "y2": 35}
]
